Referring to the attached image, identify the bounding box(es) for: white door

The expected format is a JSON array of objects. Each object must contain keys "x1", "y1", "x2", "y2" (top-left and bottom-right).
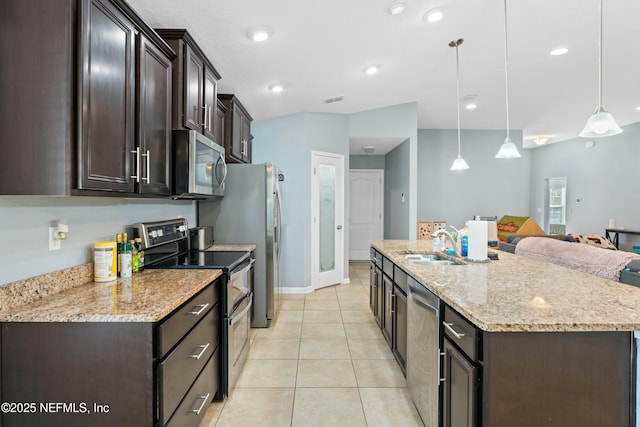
[
  {"x1": 349, "y1": 170, "x2": 383, "y2": 260},
  {"x1": 311, "y1": 151, "x2": 345, "y2": 289}
]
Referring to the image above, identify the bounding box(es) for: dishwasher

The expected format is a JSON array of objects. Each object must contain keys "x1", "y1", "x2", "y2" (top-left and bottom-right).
[{"x1": 407, "y1": 276, "x2": 441, "y2": 427}]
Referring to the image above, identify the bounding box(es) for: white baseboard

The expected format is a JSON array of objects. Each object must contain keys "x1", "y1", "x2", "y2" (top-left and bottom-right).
[
  {"x1": 277, "y1": 285, "x2": 314, "y2": 294},
  {"x1": 341, "y1": 278, "x2": 351, "y2": 285}
]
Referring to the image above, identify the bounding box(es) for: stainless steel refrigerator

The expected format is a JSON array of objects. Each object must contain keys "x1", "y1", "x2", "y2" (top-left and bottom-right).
[{"x1": 198, "y1": 163, "x2": 282, "y2": 327}]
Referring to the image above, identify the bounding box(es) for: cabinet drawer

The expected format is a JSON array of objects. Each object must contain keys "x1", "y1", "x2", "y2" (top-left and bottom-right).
[
  {"x1": 382, "y1": 256, "x2": 394, "y2": 279},
  {"x1": 157, "y1": 284, "x2": 216, "y2": 358},
  {"x1": 165, "y1": 350, "x2": 217, "y2": 427},
  {"x1": 393, "y1": 266, "x2": 407, "y2": 294},
  {"x1": 159, "y1": 307, "x2": 217, "y2": 425},
  {"x1": 443, "y1": 305, "x2": 479, "y2": 362}
]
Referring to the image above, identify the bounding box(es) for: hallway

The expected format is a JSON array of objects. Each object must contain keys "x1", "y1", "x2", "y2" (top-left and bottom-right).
[{"x1": 201, "y1": 262, "x2": 424, "y2": 427}]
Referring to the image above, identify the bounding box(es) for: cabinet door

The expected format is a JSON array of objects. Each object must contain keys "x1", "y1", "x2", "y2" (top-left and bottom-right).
[
  {"x1": 184, "y1": 44, "x2": 203, "y2": 131},
  {"x1": 214, "y1": 101, "x2": 225, "y2": 151},
  {"x1": 241, "y1": 114, "x2": 252, "y2": 162},
  {"x1": 203, "y1": 67, "x2": 217, "y2": 142},
  {"x1": 137, "y1": 34, "x2": 172, "y2": 195},
  {"x1": 369, "y1": 262, "x2": 378, "y2": 317},
  {"x1": 382, "y1": 274, "x2": 393, "y2": 345},
  {"x1": 375, "y1": 267, "x2": 383, "y2": 328},
  {"x1": 442, "y1": 338, "x2": 478, "y2": 427},
  {"x1": 392, "y1": 286, "x2": 407, "y2": 373},
  {"x1": 229, "y1": 105, "x2": 244, "y2": 162},
  {"x1": 78, "y1": 0, "x2": 135, "y2": 192}
]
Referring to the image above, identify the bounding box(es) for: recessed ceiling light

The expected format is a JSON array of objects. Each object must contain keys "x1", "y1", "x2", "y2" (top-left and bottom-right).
[
  {"x1": 268, "y1": 84, "x2": 285, "y2": 93},
  {"x1": 386, "y1": 1, "x2": 407, "y2": 15},
  {"x1": 423, "y1": 8, "x2": 444, "y2": 22},
  {"x1": 465, "y1": 103, "x2": 477, "y2": 110},
  {"x1": 363, "y1": 65, "x2": 381, "y2": 75},
  {"x1": 532, "y1": 135, "x2": 552, "y2": 145},
  {"x1": 636, "y1": 106, "x2": 640, "y2": 111},
  {"x1": 550, "y1": 47, "x2": 568, "y2": 56},
  {"x1": 247, "y1": 26, "x2": 272, "y2": 42}
]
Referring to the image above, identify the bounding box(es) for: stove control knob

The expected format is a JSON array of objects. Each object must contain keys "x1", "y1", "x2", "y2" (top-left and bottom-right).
[
  {"x1": 150, "y1": 230, "x2": 158, "y2": 238},
  {"x1": 157, "y1": 229, "x2": 164, "y2": 237}
]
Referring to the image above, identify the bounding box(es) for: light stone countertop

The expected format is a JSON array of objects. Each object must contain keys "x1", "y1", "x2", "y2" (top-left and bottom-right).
[
  {"x1": 371, "y1": 240, "x2": 640, "y2": 332},
  {"x1": 0, "y1": 269, "x2": 222, "y2": 322}
]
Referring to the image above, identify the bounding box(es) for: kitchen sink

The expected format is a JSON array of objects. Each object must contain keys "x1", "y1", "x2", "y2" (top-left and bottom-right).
[{"x1": 405, "y1": 253, "x2": 464, "y2": 266}]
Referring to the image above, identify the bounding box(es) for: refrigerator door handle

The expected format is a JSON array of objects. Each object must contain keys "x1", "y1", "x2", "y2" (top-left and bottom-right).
[{"x1": 275, "y1": 186, "x2": 283, "y2": 258}]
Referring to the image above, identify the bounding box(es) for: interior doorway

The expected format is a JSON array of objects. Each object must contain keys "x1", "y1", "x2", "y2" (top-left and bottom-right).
[
  {"x1": 349, "y1": 169, "x2": 384, "y2": 260},
  {"x1": 311, "y1": 151, "x2": 345, "y2": 290}
]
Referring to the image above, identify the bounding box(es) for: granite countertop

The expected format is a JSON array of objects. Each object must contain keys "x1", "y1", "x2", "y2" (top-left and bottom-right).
[
  {"x1": 371, "y1": 240, "x2": 640, "y2": 333},
  {"x1": 0, "y1": 269, "x2": 222, "y2": 322},
  {"x1": 207, "y1": 244, "x2": 257, "y2": 252}
]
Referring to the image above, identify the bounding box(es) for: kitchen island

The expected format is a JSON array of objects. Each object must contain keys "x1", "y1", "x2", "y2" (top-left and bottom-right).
[
  {"x1": 371, "y1": 240, "x2": 640, "y2": 427},
  {"x1": 0, "y1": 268, "x2": 222, "y2": 427}
]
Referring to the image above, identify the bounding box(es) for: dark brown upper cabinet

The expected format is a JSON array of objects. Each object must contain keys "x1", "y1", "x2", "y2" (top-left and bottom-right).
[
  {"x1": 218, "y1": 94, "x2": 253, "y2": 164},
  {"x1": 136, "y1": 34, "x2": 173, "y2": 196},
  {"x1": 0, "y1": 0, "x2": 175, "y2": 197},
  {"x1": 155, "y1": 29, "x2": 222, "y2": 145}
]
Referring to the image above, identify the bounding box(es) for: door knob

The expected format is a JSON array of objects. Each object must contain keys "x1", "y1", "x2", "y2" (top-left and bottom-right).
[{"x1": 337, "y1": 225, "x2": 343, "y2": 230}]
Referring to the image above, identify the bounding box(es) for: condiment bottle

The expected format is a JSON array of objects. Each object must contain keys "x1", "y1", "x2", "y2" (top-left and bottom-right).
[
  {"x1": 135, "y1": 237, "x2": 145, "y2": 272},
  {"x1": 116, "y1": 233, "x2": 123, "y2": 276},
  {"x1": 119, "y1": 242, "x2": 132, "y2": 278},
  {"x1": 130, "y1": 239, "x2": 139, "y2": 273}
]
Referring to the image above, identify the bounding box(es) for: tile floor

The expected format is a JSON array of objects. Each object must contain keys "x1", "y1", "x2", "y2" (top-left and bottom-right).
[{"x1": 200, "y1": 262, "x2": 425, "y2": 427}]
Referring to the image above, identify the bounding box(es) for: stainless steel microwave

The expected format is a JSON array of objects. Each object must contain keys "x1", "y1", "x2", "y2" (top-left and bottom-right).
[{"x1": 172, "y1": 130, "x2": 227, "y2": 199}]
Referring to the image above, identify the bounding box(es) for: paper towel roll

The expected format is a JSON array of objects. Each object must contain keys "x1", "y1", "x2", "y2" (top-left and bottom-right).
[{"x1": 467, "y1": 220, "x2": 488, "y2": 261}]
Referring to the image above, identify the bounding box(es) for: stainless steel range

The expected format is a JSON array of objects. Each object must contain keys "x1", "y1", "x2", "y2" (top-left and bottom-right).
[{"x1": 133, "y1": 218, "x2": 253, "y2": 398}]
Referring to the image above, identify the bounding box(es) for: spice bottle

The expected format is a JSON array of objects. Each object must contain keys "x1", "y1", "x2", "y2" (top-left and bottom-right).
[
  {"x1": 119, "y1": 242, "x2": 132, "y2": 278},
  {"x1": 135, "y1": 237, "x2": 145, "y2": 272},
  {"x1": 130, "y1": 239, "x2": 139, "y2": 273}
]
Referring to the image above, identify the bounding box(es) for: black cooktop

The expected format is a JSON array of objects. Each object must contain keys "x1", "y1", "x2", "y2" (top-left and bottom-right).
[{"x1": 147, "y1": 250, "x2": 250, "y2": 272}]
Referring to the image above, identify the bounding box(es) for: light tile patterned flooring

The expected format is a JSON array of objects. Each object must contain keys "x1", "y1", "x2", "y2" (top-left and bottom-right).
[{"x1": 200, "y1": 262, "x2": 425, "y2": 427}]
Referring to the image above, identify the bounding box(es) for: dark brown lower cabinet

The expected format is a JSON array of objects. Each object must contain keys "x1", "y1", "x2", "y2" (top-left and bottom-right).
[
  {"x1": 382, "y1": 274, "x2": 393, "y2": 345},
  {"x1": 392, "y1": 285, "x2": 407, "y2": 374},
  {"x1": 442, "y1": 338, "x2": 478, "y2": 427},
  {"x1": 1, "y1": 283, "x2": 220, "y2": 427}
]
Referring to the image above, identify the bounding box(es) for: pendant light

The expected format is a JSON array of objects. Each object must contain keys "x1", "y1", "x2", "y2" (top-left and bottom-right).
[
  {"x1": 579, "y1": 0, "x2": 622, "y2": 138},
  {"x1": 495, "y1": 0, "x2": 521, "y2": 159},
  {"x1": 449, "y1": 38, "x2": 469, "y2": 171}
]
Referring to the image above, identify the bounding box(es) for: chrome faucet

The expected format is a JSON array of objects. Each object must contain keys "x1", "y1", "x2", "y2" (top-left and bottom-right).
[{"x1": 431, "y1": 229, "x2": 461, "y2": 257}]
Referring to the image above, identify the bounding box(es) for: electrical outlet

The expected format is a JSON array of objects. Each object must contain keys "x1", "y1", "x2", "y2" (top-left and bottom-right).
[{"x1": 49, "y1": 227, "x2": 61, "y2": 251}]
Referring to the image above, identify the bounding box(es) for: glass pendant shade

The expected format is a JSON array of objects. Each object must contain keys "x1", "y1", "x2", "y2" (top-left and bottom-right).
[
  {"x1": 450, "y1": 154, "x2": 470, "y2": 171},
  {"x1": 495, "y1": 137, "x2": 522, "y2": 159},
  {"x1": 579, "y1": 105, "x2": 623, "y2": 138}
]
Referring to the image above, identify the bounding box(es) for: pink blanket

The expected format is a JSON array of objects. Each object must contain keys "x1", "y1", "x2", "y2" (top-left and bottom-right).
[{"x1": 515, "y1": 237, "x2": 640, "y2": 281}]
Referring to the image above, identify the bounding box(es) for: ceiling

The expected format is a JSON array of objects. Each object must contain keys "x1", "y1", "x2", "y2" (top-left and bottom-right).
[{"x1": 128, "y1": 0, "x2": 640, "y2": 151}]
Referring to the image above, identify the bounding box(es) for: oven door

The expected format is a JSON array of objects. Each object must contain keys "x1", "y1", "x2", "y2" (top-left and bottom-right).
[{"x1": 228, "y1": 291, "x2": 252, "y2": 394}]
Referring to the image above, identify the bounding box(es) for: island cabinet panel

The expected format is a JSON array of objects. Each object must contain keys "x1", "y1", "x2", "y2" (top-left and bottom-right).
[
  {"x1": 1, "y1": 322, "x2": 154, "y2": 427},
  {"x1": 482, "y1": 331, "x2": 632, "y2": 427}
]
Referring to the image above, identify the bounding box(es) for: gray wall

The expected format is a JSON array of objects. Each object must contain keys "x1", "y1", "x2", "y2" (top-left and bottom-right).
[
  {"x1": 384, "y1": 140, "x2": 411, "y2": 239},
  {"x1": 252, "y1": 112, "x2": 349, "y2": 289},
  {"x1": 529, "y1": 121, "x2": 640, "y2": 249},
  {"x1": 0, "y1": 197, "x2": 196, "y2": 285},
  {"x1": 418, "y1": 129, "x2": 531, "y2": 229},
  {"x1": 349, "y1": 155, "x2": 385, "y2": 170}
]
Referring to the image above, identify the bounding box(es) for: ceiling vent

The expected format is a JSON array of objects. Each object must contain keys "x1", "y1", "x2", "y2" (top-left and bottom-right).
[{"x1": 323, "y1": 96, "x2": 344, "y2": 104}]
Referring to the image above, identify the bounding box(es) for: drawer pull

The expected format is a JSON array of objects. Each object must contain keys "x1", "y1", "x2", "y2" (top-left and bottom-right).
[
  {"x1": 187, "y1": 303, "x2": 210, "y2": 316},
  {"x1": 190, "y1": 393, "x2": 210, "y2": 415},
  {"x1": 444, "y1": 322, "x2": 467, "y2": 339},
  {"x1": 189, "y1": 343, "x2": 210, "y2": 360}
]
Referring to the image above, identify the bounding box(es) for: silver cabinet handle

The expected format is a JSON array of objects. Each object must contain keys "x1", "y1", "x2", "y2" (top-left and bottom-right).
[
  {"x1": 390, "y1": 293, "x2": 395, "y2": 314},
  {"x1": 187, "y1": 303, "x2": 209, "y2": 316},
  {"x1": 444, "y1": 322, "x2": 467, "y2": 339},
  {"x1": 189, "y1": 393, "x2": 210, "y2": 415},
  {"x1": 439, "y1": 350, "x2": 446, "y2": 383},
  {"x1": 189, "y1": 343, "x2": 210, "y2": 360},
  {"x1": 141, "y1": 150, "x2": 150, "y2": 183},
  {"x1": 130, "y1": 147, "x2": 140, "y2": 182}
]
